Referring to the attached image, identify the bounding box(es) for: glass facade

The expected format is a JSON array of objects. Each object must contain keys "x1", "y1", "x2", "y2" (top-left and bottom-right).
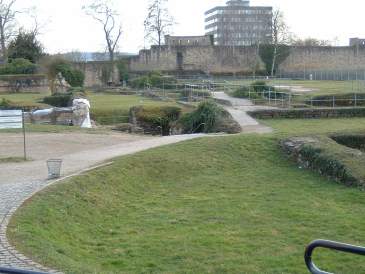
[{"x1": 205, "y1": 0, "x2": 272, "y2": 46}]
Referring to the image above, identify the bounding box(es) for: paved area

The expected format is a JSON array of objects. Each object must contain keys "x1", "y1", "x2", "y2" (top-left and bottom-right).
[
  {"x1": 212, "y1": 92, "x2": 275, "y2": 133},
  {"x1": 0, "y1": 132, "x2": 205, "y2": 273}
]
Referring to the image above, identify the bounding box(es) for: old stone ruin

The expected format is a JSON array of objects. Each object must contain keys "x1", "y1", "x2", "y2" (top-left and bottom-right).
[{"x1": 27, "y1": 98, "x2": 92, "y2": 128}]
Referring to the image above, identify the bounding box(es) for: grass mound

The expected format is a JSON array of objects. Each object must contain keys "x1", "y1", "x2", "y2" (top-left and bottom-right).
[{"x1": 8, "y1": 134, "x2": 365, "y2": 273}]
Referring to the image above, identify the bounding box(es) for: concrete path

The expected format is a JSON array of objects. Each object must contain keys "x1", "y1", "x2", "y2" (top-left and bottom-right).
[
  {"x1": 212, "y1": 92, "x2": 275, "y2": 133},
  {"x1": 0, "y1": 133, "x2": 205, "y2": 273}
]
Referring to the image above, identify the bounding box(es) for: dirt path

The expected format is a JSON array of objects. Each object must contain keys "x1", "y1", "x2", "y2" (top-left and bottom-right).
[{"x1": 212, "y1": 92, "x2": 274, "y2": 133}]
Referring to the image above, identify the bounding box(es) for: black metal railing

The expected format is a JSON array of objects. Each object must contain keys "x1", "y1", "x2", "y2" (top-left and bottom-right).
[
  {"x1": 305, "y1": 239, "x2": 365, "y2": 274},
  {"x1": 0, "y1": 267, "x2": 48, "y2": 274}
]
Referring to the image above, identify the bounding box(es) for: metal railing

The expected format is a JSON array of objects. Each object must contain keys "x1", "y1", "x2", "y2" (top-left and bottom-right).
[
  {"x1": 305, "y1": 239, "x2": 365, "y2": 274},
  {"x1": 0, "y1": 267, "x2": 48, "y2": 274}
]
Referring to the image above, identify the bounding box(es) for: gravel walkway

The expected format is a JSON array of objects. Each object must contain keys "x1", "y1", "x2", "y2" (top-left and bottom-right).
[
  {"x1": 212, "y1": 92, "x2": 275, "y2": 133},
  {"x1": 0, "y1": 133, "x2": 204, "y2": 273}
]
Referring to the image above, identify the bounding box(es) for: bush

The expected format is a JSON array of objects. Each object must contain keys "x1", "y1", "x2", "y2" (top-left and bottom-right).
[
  {"x1": 307, "y1": 94, "x2": 365, "y2": 107},
  {"x1": 299, "y1": 144, "x2": 357, "y2": 186},
  {"x1": 331, "y1": 134, "x2": 365, "y2": 151},
  {"x1": 0, "y1": 58, "x2": 37, "y2": 75},
  {"x1": 130, "y1": 75, "x2": 150, "y2": 89},
  {"x1": 43, "y1": 93, "x2": 73, "y2": 107},
  {"x1": 250, "y1": 80, "x2": 272, "y2": 93},
  {"x1": 46, "y1": 58, "x2": 85, "y2": 88},
  {"x1": 130, "y1": 105, "x2": 182, "y2": 135},
  {"x1": 129, "y1": 72, "x2": 177, "y2": 89},
  {"x1": 179, "y1": 101, "x2": 241, "y2": 134},
  {"x1": 231, "y1": 86, "x2": 261, "y2": 99},
  {"x1": 91, "y1": 109, "x2": 129, "y2": 125}
]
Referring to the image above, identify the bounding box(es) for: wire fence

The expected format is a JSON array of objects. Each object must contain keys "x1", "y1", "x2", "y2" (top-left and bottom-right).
[{"x1": 141, "y1": 79, "x2": 365, "y2": 109}]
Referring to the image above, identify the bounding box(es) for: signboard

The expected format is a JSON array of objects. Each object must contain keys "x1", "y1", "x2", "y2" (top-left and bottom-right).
[
  {"x1": 0, "y1": 110, "x2": 23, "y2": 129},
  {"x1": 0, "y1": 109, "x2": 26, "y2": 159}
]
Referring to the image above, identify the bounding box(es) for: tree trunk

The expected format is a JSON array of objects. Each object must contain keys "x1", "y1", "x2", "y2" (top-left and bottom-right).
[
  {"x1": 0, "y1": 18, "x2": 6, "y2": 63},
  {"x1": 109, "y1": 51, "x2": 115, "y2": 84},
  {"x1": 271, "y1": 45, "x2": 278, "y2": 77}
]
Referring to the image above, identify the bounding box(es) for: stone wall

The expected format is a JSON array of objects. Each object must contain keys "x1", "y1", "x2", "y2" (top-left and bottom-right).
[
  {"x1": 72, "y1": 62, "x2": 120, "y2": 88},
  {"x1": 72, "y1": 45, "x2": 365, "y2": 87},
  {"x1": 0, "y1": 75, "x2": 49, "y2": 93},
  {"x1": 129, "y1": 45, "x2": 260, "y2": 75},
  {"x1": 128, "y1": 45, "x2": 365, "y2": 78}
]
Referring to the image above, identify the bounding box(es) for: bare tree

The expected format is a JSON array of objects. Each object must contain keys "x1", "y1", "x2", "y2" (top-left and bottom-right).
[
  {"x1": 292, "y1": 37, "x2": 332, "y2": 47},
  {"x1": 270, "y1": 9, "x2": 291, "y2": 76},
  {"x1": 83, "y1": 0, "x2": 122, "y2": 83},
  {"x1": 144, "y1": 0, "x2": 174, "y2": 49},
  {"x1": 0, "y1": 0, "x2": 19, "y2": 62}
]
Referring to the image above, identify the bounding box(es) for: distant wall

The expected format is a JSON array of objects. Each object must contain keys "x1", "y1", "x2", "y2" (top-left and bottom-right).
[
  {"x1": 72, "y1": 62, "x2": 120, "y2": 87},
  {"x1": 0, "y1": 75, "x2": 49, "y2": 93},
  {"x1": 73, "y1": 46, "x2": 365, "y2": 86},
  {"x1": 129, "y1": 45, "x2": 365, "y2": 79},
  {"x1": 129, "y1": 45, "x2": 261, "y2": 75}
]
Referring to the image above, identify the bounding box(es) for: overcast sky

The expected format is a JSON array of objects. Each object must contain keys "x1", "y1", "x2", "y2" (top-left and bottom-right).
[{"x1": 14, "y1": 0, "x2": 365, "y2": 54}]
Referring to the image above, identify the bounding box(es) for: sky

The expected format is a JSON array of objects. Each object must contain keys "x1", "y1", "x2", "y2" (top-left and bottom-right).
[{"x1": 13, "y1": 0, "x2": 365, "y2": 54}]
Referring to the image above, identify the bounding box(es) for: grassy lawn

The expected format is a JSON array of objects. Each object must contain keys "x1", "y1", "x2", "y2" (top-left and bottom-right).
[
  {"x1": 262, "y1": 117, "x2": 365, "y2": 136},
  {"x1": 0, "y1": 156, "x2": 26, "y2": 163},
  {"x1": 0, "y1": 92, "x2": 50, "y2": 108},
  {"x1": 8, "y1": 118, "x2": 365, "y2": 273},
  {"x1": 225, "y1": 79, "x2": 365, "y2": 99}
]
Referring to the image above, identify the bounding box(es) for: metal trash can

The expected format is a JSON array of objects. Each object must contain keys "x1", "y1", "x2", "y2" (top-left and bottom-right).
[{"x1": 47, "y1": 159, "x2": 63, "y2": 179}]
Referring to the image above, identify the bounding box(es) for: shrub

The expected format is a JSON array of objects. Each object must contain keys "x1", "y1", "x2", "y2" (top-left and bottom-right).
[
  {"x1": 46, "y1": 58, "x2": 85, "y2": 89},
  {"x1": 130, "y1": 105, "x2": 182, "y2": 135},
  {"x1": 91, "y1": 109, "x2": 129, "y2": 125},
  {"x1": 231, "y1": 86, "x2": 261, "y2": 99},
  {"x1": 179, "y1": 101, "x2": 240, "y2": 134},
  {"x1": 0, "y1": 58, "x2": 37, "y2": 75},
  {"x1": 129, "y1": 72, "x2": 177, "y2": 89},
  {"x1": 306, "y1": 94, "x2": 365, "y2": 107},
  {"x1": 43, "y1": 93, "x2": 73, "y2": 107},
  {"x1": 250, "y1": 80, "x2": 273, "y2": 93},
  {"x1": 331, "y1": 134, "x2": 365, "y2": 151},
  {"x1": 130, "y1": 75, "x2": 150, "y2": 89}
]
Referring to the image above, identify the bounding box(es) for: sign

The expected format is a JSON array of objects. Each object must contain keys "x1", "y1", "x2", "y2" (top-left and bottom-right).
[
  {"x1": 0, "y1": 109, "x2": 26, "y2": 159},
  {"x1": 0, "y1": 110, "x2": 23, "y2": 129}
]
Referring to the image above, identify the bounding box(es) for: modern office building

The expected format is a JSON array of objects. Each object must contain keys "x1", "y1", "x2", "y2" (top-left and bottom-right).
[
  {"x1": 205, "y1": 0, "x2": 272, "y2": 46},
  {"x1": 350, "y1": 38, "x2": 365, "y2": 47}
]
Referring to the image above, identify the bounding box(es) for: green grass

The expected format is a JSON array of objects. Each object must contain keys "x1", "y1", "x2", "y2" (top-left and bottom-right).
[
  {"x1": 225, "y1": 80, "x2": 365, "y2": 99},
  {"x1": 8, "y1": 119, "x2": 365, "y2": 273},
  {"x1": 0, "y1": 156, "x2": 26, "y2": 163},
  {"x1": 0, "y1": 124, "x2": 113, "y2": 134},
  {"x1": 0, "y1": 92, "x2": 50, "y2": 108},
  {"x1": 262, "y1": 117, "x2": 365, "y2": 136}
]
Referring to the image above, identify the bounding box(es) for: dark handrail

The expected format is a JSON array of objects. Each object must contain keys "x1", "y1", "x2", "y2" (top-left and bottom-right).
[
  {"x1": 0, "y1": 267, "x2": 48, "y2": 274},
  {"x1": 305, "y1": 239, "x2": 365, "y2": 274}
]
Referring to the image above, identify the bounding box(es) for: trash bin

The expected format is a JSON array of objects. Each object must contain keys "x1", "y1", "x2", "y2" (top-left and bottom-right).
[{"x1": 47, "y1": 159, "x2": 63, "y2": 179}]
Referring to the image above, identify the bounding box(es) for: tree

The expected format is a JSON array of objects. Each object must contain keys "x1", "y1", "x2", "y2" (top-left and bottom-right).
[
  {"x1": 144, "y1": 0, "x2": 174, "y2": 48},
  {"x1": 7, "y1": 29, "x2": 43, "y2": 63},
  {"x1": 291, "y1": 37, "x2": 332, "y2": 47},
  {"x1": 269, "y1": 9, "x2": 292, "y2": 76},
  {"x1": 0, "y1": 0, "x2": 19, "y2": 62},
  {"x1": 83, "y1": 0, "x2": 122, "y2": 83}
]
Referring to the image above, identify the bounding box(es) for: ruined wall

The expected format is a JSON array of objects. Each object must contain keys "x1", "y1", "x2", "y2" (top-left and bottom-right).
[
  {"x1": 129, "y1": 45, "x2": 365, "y2": 78},
  {"x1": 280, "y1": 46, "x2": 365, "y2": 72},
  {"x1": 0, "y1": 75, "x2": 49, "y2": 93},
  {"x1": 129, "y1": 45, "x2": 261, "y2": 75},
  {"x1": 72, "y1": 62, "x2": 120, "y2": 87},
  {"x1": 74, "y1": 46, "x2": 365, "y2": 86}
]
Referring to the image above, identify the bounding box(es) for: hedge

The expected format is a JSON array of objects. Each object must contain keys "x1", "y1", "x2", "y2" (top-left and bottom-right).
[
  {"x1": 249, "y1": 107, "x2": 365, "y2": 119},
  {"x1": 281, "y1": 138, "x2": 359, "y2": 187},
  {"x1": 331, "y1": 133, "x2": 365, "y2": 151},
  {"x1": 307, "y1": 94, "x2": 365, "y2": 107}
]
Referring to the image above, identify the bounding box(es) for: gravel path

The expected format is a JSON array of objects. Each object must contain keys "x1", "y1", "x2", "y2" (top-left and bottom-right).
[
  {"x1": 0, "y1": 132, "x2": 205, "y2": 273},
  {"x1": 212, "y1": 92, "x2": 275, "y2": 133}
]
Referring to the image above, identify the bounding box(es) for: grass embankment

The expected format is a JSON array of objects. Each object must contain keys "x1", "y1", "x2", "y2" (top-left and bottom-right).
[
  {"x1": 89, "y1": 93, "x2": 188, "y2": 125},
  {"x1": 8, "y1": 118, "x2": 365, "y2": 273}
]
